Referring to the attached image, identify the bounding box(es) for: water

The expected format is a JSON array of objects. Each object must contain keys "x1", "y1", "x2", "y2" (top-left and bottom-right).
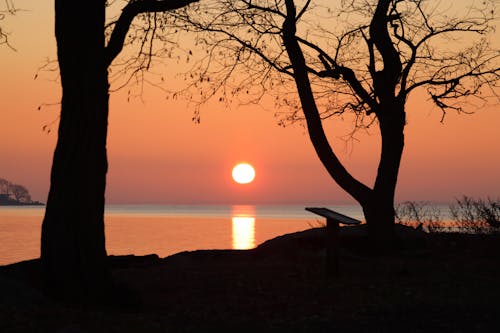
[{"x1": 0, "y1": 204, "x2": 364, "y2": 265}]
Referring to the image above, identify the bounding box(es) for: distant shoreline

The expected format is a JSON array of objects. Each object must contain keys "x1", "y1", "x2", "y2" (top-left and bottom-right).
[{"x1": 0, "y1": 201, "x2": 45, "y2": 206}]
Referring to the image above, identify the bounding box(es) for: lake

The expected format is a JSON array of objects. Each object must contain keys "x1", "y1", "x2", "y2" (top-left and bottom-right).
[{"x1": 0, "y1": 204, "x2": 365, "y2": 265}]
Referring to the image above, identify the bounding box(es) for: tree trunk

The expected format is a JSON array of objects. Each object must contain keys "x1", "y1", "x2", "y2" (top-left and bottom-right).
[
  {"x1": 363, "y1": 194, "x2": 397, "y2": 249},
  {"x1": 41, "y1": 0, "x2": 110, "y2": 302},
  {"x1": 363, "y1": 101, "x2": 406, "y2": 249}
]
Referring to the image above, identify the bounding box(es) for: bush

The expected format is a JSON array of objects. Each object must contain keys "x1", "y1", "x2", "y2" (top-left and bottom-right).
[
  {"x1": 396, "y1": 197, "x2": 500, "y2": 234},
  {"x1": 450, "y1": 196, "x2": 500, "y2": 234},
  {"x1": 395, "y1": 201, "x2": 442, "y2": 232}
]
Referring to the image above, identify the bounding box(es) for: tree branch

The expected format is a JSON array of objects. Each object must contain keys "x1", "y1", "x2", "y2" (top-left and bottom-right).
[
  {"x1": 407, "y1": 59, "x2": 500, "y2": 94},
  {"x1": 296, "y1": 0, "x2": 311, "y2": 21},
  {"x1": 369, "y1": 0, "x2": 402, "y2": 100},
  {"x1": 242, "y1": 0, "x2": 286, "y2": 18},
  {"x1": 296, "y1": 36, "x2": 378, "y2": 112},
  {"x1": 0, "y1": 0, "x2": 19, "y2": 50},
  {"x1": 105, "y1": 0, "x2": 199, "y2": 67},
  {"x1": 282, "y1": 0, "x2": 372, "y2": 204},
  {"x1": 181, "y1": 19, "x2": 293, "y2": 77}
]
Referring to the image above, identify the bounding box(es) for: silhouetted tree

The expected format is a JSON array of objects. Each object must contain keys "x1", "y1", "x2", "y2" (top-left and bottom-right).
[
  {"x1": 42, "y1": 0, "x2": 198, "y2": 302},
  {"x1": 0, "y1": 178, "x2": 35, "y2": 203},
  {"x1": 0, "y1": 178, "x2": 11, "y2": 195},
  {"x1": 172, "y1": 0, "x2": 499, "y2": 246},
  {"x1": 9, "y1": 183, "x2": 31, "y2": 202}
]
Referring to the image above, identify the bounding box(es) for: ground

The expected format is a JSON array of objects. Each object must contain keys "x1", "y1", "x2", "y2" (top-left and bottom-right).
[{"x1": 1, "y1": 225, "x2": 499, "y2": 332}]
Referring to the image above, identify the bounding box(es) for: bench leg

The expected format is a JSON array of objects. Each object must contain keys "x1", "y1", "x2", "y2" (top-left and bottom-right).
[{"x1": 326, "y1": 218, "x2": 339, "y2": 278}]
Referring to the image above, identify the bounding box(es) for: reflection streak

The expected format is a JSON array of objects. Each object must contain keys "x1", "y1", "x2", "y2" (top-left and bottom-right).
[{"x1": 231, "y1": 216, "x2": 255, "y2": 250}]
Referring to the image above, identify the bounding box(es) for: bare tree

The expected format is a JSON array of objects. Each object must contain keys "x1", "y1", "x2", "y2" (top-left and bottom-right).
[
  {"x1": 169, "y1": 0, "x2": 499, "y2": 246},
  {"x1": 41, "y1": 0, "x2": 198, "y2": 303}
]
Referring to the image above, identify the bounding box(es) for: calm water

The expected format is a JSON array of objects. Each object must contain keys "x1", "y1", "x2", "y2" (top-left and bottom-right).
[{"x1": 0, "y1": 204, "x2": 364, "y2": 265}]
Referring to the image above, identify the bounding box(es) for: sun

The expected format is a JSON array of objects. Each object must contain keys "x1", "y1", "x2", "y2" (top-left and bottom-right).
[{"x1": 232, "y1": 163, "x2": 256, "y2": 184}]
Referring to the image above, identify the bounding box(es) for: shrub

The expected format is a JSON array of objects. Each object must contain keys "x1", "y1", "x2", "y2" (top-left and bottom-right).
[
  {"x1": 395, "y1": 201, "x2": 442, "y2": 232},
  {"x1": 450, "y1": 196, "x2": 500, "y2": 234}
]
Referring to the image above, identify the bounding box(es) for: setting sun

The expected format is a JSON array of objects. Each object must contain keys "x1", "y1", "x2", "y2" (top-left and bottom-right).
[{"x1": 232, "y1": 163, "x2": 256, "y2": 184}]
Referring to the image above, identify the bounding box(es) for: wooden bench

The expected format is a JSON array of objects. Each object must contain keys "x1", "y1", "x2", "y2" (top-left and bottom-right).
[{"x1": 305, "y1": 207, "x2": 361, "y2": 277}]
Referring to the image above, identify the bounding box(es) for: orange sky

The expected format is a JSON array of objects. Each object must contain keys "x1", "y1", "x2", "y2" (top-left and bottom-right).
[{"x1": 0, "y1": 1, "x2": 499, "y2": 205}]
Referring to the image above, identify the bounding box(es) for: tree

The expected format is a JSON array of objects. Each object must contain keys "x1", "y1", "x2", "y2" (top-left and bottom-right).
[
  {"x1": 9, "y1": 183, "x2": 31, "y2": 203},
  {"x1": 41, "y1": 0, "x2": 198, "y2": 302},
  {"x1": 0, "y1": 178, "x2": 11, "y2": 195},
  {"x1": 0, "y1": 178, "x2": 35, "y2": 203},
  {"x1": 172, "y1": 0, "x2": 499, "y2": 246}
]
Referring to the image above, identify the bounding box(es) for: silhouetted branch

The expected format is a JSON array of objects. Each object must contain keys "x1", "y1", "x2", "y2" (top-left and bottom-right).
[
  {"x1": 370, "y1": 0, "x2": 402, "y2": 96},
  {"x1": 282, "y1": 0, "x2": 372, "y2": 204},
  {"x1": 0, "y1": 0, "x2": 18, "y2": 50},
  {"x1": 296, "y1": 36, "x2": 377, "y2": 113},
  {"x1": 105, "y1": 0, "x2": 199, "y2": 67},
  {"x1": 296, "y1": 0, "x2": 311, "y2": 21}
]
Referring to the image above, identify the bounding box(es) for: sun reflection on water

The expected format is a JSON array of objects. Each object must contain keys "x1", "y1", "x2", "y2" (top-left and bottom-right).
[{"x1": 231, "y1": 205, "x2": 256, "y2": 250}]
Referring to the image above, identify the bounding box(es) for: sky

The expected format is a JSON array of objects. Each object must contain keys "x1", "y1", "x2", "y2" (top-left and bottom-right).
[{"x1": 0, "y1": 1, "x2": 499, "y2": 205}]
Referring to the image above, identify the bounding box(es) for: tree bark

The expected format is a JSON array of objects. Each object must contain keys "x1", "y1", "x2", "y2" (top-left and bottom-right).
[{"x1": 41, "y1": 0, "x2": 110, "y2": 302}]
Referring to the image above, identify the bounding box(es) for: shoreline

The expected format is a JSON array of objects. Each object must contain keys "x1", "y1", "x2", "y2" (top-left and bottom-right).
[{"x1": 0, "y1": 202, "x2": 45, "y2": 206}]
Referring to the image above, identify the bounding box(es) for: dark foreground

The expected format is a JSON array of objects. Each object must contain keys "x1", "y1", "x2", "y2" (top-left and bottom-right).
[{"x1": 1, "y1": 225, "x2": 499, "y2": 333}]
